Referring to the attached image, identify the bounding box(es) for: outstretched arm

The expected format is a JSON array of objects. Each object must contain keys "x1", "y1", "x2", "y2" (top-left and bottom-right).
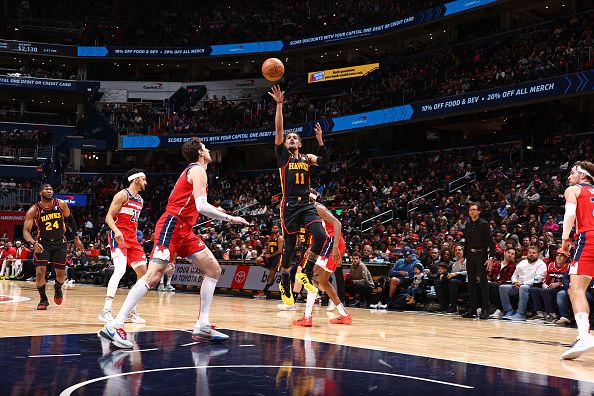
[
  {"x1": 306, "y1": 123, "x2": 329, "y2": 166},
  {"x1": 268, "y1": 85, "x2": 285, "y2": 146}
]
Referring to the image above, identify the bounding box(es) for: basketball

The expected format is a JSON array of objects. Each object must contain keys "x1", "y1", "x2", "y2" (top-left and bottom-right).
[{"x1": 262, "y1": 58, "x2": 285, "y2": 81}]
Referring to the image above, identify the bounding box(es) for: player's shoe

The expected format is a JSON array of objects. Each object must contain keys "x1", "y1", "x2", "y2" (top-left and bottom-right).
[
  {"x1": 562, "y1": 335, "x2": 594, "y2": 360},
  {"x1": 99, "y1": 324, "x2": 133, "y2": 349},
  {"x1": 54, "y1": 285, "x2": 63, "y2": 305},
  {"x1": 278, "y1": 282, "x2": 294, "y2": 306},
  {"x1": 329, "y1": 314, "x2": 352, "y2": 325},
  {"x1": 297, "y1": 272, "x2": 318, "y2": 294},
  {"x1": 192, "y1": 324, "x2": 229, "y2": 342},
  {"x1": 125, "y1": 309, "x2": 146, "y2": 324},
  {"x1": 292, "y1": 316, "x2": 313, "y2": 327},
  {"x1": 165, "y1": 285, "x2": 176, "y2": 292},
  {"x1": 98, "y1": 309, "x2": 114, "y2": 323},
  {"x1": 36, "y1": 299, "x2": 49, "y2": 310},
  {"x1": 253, "y1": 291, "x2": 266, "y2": 299},
  {"x1": 326, "y1": 300, "x2": 336, "y2": 311},
  {"x1": 276, "y1": 303, "x2": 297, "y2": 311}
]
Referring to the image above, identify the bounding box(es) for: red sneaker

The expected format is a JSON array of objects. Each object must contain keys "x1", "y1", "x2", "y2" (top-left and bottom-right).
[
  {"x1": 54, "y1": 286, "x2": 63, "y2": 305},
  {"x1": 292, "y1": 316, "x2": 313, "y2": 327},
  {"x1": 37, "y1": 300, "x2": 49, "y2": 310},
  {"x1": 329, "y1": 314, "x2": 352, "y2": 325}
]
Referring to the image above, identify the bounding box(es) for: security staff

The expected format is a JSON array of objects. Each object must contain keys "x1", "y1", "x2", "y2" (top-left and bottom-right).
[{"x1": 462, "y1": 203, "x2": 495, "y2": 319}]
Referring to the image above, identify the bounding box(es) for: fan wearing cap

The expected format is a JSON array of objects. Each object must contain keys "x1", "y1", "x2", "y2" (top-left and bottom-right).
[
  {"x1": 528, "y1": 248, "x2": 570, "y2": 323},
  {"x1": 560, "y1": 161, "x2": 594, "y2": 359}
]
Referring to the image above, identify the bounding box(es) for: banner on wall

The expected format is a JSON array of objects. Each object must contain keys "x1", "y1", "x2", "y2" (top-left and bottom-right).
[
  {"x1": 308, "y1": 63, "x2": 379, "y2": 83},
  {"x1": 0, "y1": 211, "x2": 26, "y2": 241}
]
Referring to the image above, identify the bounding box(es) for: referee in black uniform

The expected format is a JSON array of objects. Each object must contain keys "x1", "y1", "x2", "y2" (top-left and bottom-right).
[{"x1": 462, "y1": 202, "x2": 495, "y2": 319}]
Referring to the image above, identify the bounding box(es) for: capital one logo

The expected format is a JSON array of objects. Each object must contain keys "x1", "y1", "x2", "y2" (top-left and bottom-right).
[
  {"x1": 352, "y1": 115, "x2": 368, "y2": 126},
  {"x1": 229, "y1": 46, "x2": 245, "y2": 52},
  {"x1": 234, "y1": 270, "x2": 247, "y2": 283}
]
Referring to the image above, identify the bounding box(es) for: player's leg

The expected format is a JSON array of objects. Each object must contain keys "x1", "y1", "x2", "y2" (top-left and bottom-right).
[
  {"x1": 35, "y1": 263, "x2": 49, "y2": 309},
  {"x1": 12, "y1": 259, "x2": 22, "y2": 277},
  {"x1": 316, "y1": 257, "x2": 351, "y2": 324},
  {"x1": 125, "y1": 260, "x2": 149, "y2": 324},
  {"x1": 298, "y1": 221, "x2": 326, "y2": 294},
  {"x1": 563, "y1": 274, "x2": 594, "y2": 359},
  {"x1": 187, "y1": 247, "x2": 229, "y2": 342},
  {"x1": 279, "y1": 232, "x2": 297, "y2": 305},
  {"x1": 53, "y1": 264, "x2": 66, "y2": 305},
  {"x1": 51, "y1": 242, "x2": 68, "y2": 305},
  {"x1": 164, "y1": 263, "x2": 175, "y2": 291},
  {"x1": 100, "y1": 249, "x2": 128, "y2": 322}
]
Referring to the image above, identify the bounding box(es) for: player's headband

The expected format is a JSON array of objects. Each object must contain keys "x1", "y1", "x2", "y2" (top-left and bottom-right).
[
  {"x1": 574, "y1": 165, "x2": 593, "y2": 179},
  {"x1": 128, "y1": 172, "x2": 146, "y2": 182}
]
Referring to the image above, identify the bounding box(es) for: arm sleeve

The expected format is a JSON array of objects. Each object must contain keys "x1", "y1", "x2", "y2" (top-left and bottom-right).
[
  {"x1": 315, "y1": 145, "x2": 330, "y2": 166},
  {"x1": 275, "y1": 144, "x2": 289, "y2": 167},
  {"x1": 562, "y1": 202, "x2": 576, "y2": 240},
  {"x1": 195, "y1": 196, "x2": 232, "y2": 222},
  {"x1": 65, "y1": 214, "x2": 78, "y2": 241}
]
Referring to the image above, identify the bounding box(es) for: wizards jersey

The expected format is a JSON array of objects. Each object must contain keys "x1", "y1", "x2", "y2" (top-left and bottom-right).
[
  {"x1": 114, "y1": 188, "x2": 143, "y2": 240},
  {"x1": 575, "y1": 183, "x2": 594, "y2": 235}
]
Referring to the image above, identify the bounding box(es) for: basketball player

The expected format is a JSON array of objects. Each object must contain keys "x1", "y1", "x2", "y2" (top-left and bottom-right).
[
  {"x1": 254, "y1": 225, "x2": 284, "y2": 299},
  {"x1": 99, "y1": 138, "x2": 248, "y2": 348},
  {"x1": 98, "y1": 169, "x2": 148, "y2": 324},
  {"x1": 269, "y1": 85, "x2": 331, "y2": 306},
  {"x1": 561, "y1": 161, "x2": 594, "y2": 359},
  {"x1": 22, "y1": 184, "x2": 84, "y2": 310},
  {"x1": 293, "y1": 193, "x2": 350, "y2": 326}
]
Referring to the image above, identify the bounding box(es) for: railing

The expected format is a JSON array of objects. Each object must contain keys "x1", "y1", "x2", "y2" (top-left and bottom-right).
[
  {"x1": 0, "y1": 187, "x2": 35, "y2": 209},
  {"x1": 0, "y1": 145, "x2": 52, "y2": 162},
  {"x1": 406, "y1": 188, "x2": 443, "y2": 217},
  {"x1": 447, "y1": 172, "x2": 476, "y2": 193},
  {"x1": 360, "y1": 209, "x2": 393, "y2": 234}
]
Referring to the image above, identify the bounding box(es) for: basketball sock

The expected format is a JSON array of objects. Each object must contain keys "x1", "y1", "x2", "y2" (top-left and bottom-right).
[
  {"x1": 575, "y1": 312, "x2": 591, "y2": 338},
  {"x1": 37, "y1": 284, "x2": 47, "y2": 301},
  {"x1": 281, "y1": 272, "x2": 291, "y2": 289},
  {"x1": 304, "y1": 291, "x2": 316, "y2": 318},
  {"x1": 103, "y1": 297, "x2": 113, "y2": 311},
  {"x1": 110, "y1": 279, "x2": 150, "y2": 327},
  {"x1": 106, "y1": 255, "x2": 127, "y2": 306},
  {"x1": 336, "y1": 303, "x2": 348, "y2": 317},
  {"x1": 197, "y1": 277, "x2": 218, "y2": 327},
  {"x1": 166, "y1": 275, "x2": 172, "y2": 287}
]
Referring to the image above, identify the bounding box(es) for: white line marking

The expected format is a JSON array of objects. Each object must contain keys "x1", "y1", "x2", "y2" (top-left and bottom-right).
[
  {"x1": 239, "y1": 344, "x2": 255, "y2": 347},
  {"x1": 180, "y1": 342, "x2": 199, "y2": 347},
  {"x1": 58, "y1": 365, "x2": 473, "y2": 395},
  {"x1": 29, "y1": 353, "x2": 81, "y2": 358},
  {"x1": 123, "y1": 348, "x2": 158, "y2": 353}
]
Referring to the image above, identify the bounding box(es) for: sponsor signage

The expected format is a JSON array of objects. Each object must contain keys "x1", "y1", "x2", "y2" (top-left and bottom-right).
[
  {"x1": 0, "y1": 211, "x2": 26, "y2": 241},
  {"x1": 308, "y1": 63, "x2": 379, "y2": 83},
  {"x1": 121, "y1": 69, "x2": 594, "y2": 149},
  {"x1": 54, "y1": 194, "x2": 88, "y2": 207}
]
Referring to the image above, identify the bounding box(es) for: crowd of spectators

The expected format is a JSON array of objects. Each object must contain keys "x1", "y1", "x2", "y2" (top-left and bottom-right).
[
  {"x1": 1, "y1": 132, "x2": 594, "y2": 325},
  {"x1": 13, "y1": 0, "x2": 448, "y2": 46},
  {"x1": 0, "y1": 128, "x2": 52, "y2": 150},
  {"x1": 97, "y1": 103, "x2": 163, "y2": 135},
  {"x1": 104, "y1": 11, "x2": 594, "y2": 136}
]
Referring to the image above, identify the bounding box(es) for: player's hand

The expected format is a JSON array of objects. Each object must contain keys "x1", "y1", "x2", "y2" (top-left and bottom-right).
[
  {"x1": 314, "y1": 122, "x2": 323, "y2": 142},
  {"x1": 114, "y1": 230, "x2": 124, "y2": 245},
  {"x1": 33, "y1": 242, "x2": 44, "y2": 254},
  {"x1": 268, "y1": 85, "x2": 284, "y2": 104},
  {"x1": 561, "y1": 239, "x2": 572, "y2": 254},
  {"x1": 332, "y1": 246, "x2": 341, "y2": 265},
  {"x1": 74, "y1": 237, "x2": 84, "y2": 252},
  {"x1": 230, "y1": 216, "x2": 250, "y2": 225}
]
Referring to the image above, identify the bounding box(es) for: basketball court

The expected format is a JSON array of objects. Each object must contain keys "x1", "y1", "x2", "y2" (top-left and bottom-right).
[{"x1": 1, "y1": 280, "x2": 593, "y2": 395}]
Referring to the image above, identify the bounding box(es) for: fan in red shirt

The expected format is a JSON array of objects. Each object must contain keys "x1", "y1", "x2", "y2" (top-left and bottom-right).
[
  {"x1": 11, "y1": 241, "x2": 30, "y2": 278},
  {"x1": 0, "y1": 241, "x2": 17, "y2": 279},
  {"x1": 529, "y1": 248, "x2": 570, "y2": 322}
]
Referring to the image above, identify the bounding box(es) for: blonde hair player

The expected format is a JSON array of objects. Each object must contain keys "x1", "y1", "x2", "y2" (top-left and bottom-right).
[
  {"x1": 99, "y1": 169, "x2": 149, "y2": 324},
  {"x1": 561, "y1": 161, "x2": 594, "y2": 359},
  {"x1": 292, "y1": 192, "x2": 351, "y2": 327}
]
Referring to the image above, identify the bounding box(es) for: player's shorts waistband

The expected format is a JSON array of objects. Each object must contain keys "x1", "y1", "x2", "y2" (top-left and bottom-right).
[
  {"x1": 284, "y1": 195, "x2": 310, "y2": 202},
  {"x1": 39, "y1": 237, "x2": 65, "y2": 243},
  {"x1": 162, "y1": 212, "x2": 195, "y2": 227}
]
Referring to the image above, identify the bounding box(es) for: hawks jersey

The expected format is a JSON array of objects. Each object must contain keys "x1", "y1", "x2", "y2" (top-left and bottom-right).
[
  {"x1": 276, "y1": 144, "x2": 311, "y2": 199},
  {"x1": 267, "y1": 234, "x2": 281, "y2": 256},
  {"x1": 35, "y1": 198, "x2": 66, "y2": 240},
  {"x1": 114, "y1": 189, "x2": 143, "y2": 240},
  {"x1": 575, "y1": 183, "x2": 594, "y2": 234},
  {"x1": 164, "y1": 163, "x2": 203, "y2": 225}
]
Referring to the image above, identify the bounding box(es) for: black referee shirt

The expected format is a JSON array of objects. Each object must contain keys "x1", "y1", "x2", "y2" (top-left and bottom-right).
[{"x1": 464, "y1": 218, "x2": 496, "y2": 257}]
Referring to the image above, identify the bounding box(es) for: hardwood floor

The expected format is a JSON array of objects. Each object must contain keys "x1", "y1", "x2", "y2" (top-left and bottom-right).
[{"x1": 1, "y1": 280, "x2": 593, "y2": 383}]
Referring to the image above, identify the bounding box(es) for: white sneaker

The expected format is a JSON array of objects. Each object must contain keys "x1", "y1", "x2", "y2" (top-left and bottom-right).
[
  {"x1": 126, "y1": 310, "x2": 146, "y2": 324},
  {"x1": 555, "y1": 317, "x2": 572, "y2": 326},
  {"x1": 378, "y1": 303, "x2": 388, "y2": 309},
  {"x1": 562, "y1": 335, "x2": 594, "y2": 360},
  {"x1": 192, "y1": 324, "x2": 229, "y2": 342},
  {"x1": 165, "y1": 285, "x2": 176, "y2": 292},
  {"x1": 157, "y1": 284, "x2": 165, "y2": 291},
  {"x1": 98, "y1": 309, "x2": 114, "y2": 323},
  {"x1": 326, "y1": 300, "x2": 336, "y2": 311},
  {"x1": 369, "y1": 302, "x2": 380, "y2": 309},
  {"x1": 276, "y1": 303, "x2": 296, "y2": 311},
  {"x1": 489, "y1": 309, "x2": 503, "y2": 320},
  {"x1": 98, "y1": 324, "x2": 133, "y2": 349}
]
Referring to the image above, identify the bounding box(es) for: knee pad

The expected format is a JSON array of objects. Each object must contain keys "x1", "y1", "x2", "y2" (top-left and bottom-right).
[{"x1": 308, "y1": 222, "x2": 327, "y2": 256}]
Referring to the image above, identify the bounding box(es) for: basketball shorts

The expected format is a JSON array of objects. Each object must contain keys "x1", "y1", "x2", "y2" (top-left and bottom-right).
[
  {"x1": 266, "y1": 256, "x2": 282, "y2": 271},
  {"x1": 34, "y1": 238, "x2": 67, "y2": 268},
  {"x1": 315, "y1": 236, "x2": 346, "y2": 273},
  {"x1": 281, "y1": 200, "x2": 321, "y2": 234},
  {"x1": 150, "y1": 213, "x2": 207, "y2": 263},
  {"x1": 108, "y1": 231, "x2": 146, "y2": 266},
  {"x1": 570, "y1": 231, "x2": 594, "y2": 278}
]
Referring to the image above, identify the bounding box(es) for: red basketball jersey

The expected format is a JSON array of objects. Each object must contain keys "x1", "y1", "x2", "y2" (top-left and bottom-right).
[
  {"x1": 165, "y1": 163, "x2": 203, "y2": 225},
  {"x1": 114, "y1": 188, "x2": 143, "y2": 240},
  {"x1": 323, "y1": 219, "x2": 335, "y2": 237},
  {"x1": 575, "y1": 183, "x2": 594, "y2": 235}
]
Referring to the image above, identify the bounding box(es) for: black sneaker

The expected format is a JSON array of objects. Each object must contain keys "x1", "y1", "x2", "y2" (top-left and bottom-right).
[
  {"x1": 54, "y1": 285, "x2": 63, "y2": 305},
  {"x1": 445, "y1": 306, "x2": 458, "y2": 314},
  {"x1": 37, "y1": 299, "x2": 49, "y2": 310},
  {"x1": 461, "y1": 310, "x2": 477, "y2": 318},
  {"x1": 479, "y1": 310, "x2": 490, "y2": 320}
]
